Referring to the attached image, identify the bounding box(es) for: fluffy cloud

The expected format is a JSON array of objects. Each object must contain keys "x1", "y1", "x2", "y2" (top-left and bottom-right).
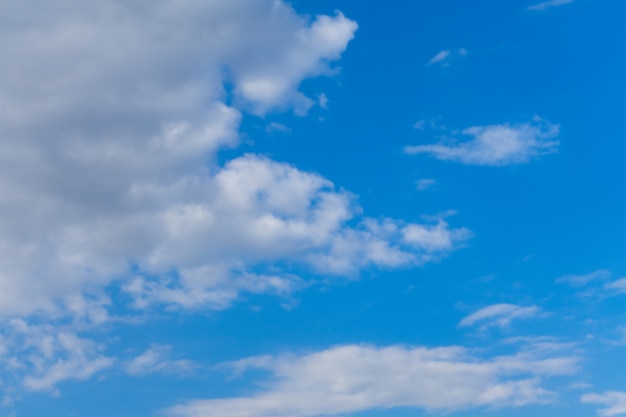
[
  {"x1": 460, "y1": 304, "x2": 542, "y2": 330},
  {"x1": 0, "y1": 0, "x2": 472, "y2": 397},
  {"x1": 0, "y1": 0, "x2": 355, "y2": 317},
  {"x1": 405, "y1": 118, "x2": 560, "y2": 166},
  {"x1": 582, "y1": 392, "x2": 626, "y2": 417},
  {"x1": 168, "y1": 343, "x2": 578, "y2": 417},
  {"x1": 528, "y1": 0, "x2": 574, "y2": 11},
  {"x1": 0, "y1": 0, "x2": 470, "y2": 318}
]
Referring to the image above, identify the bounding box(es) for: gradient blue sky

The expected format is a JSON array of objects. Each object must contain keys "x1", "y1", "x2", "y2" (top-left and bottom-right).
[{"x1": 1, "y1": 1, "x2": 626, "y2": 416}]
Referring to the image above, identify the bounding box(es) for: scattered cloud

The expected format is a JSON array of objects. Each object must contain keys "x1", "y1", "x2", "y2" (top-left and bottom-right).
[
  {"x1": 318, "y1": 93, "x2": 329, "y2": 109},
  {"x1": 169, "y1": 343, "x2": 578, "y2": 417},
  {"x1": 582, "y1": 391, "x2": 626, "y2": 417},
  {"x1": 557, "y1": 270, "x2": 611, "y2": 287},
  {"x1": 0, "y1": 320, "x2": 113, "y2": 394},
  {"x1": 266, "y1": 122, "x2": 291, "y2": 133},
  {"x1": 528, "y1": 0, "x2": 575, "y2": 12},
  {"x1": 603, "y1": 278, "x2": 626, "y2": 295},
  {"x1": 405, "y1": 117, "x2": 560, "y2": 166},
  {"x1": 416, "y1": 178, "x2": 436, "y2": 191},
  {"x1": 428, "y1": 48, "x2": 468, "y2": 66},
  {"x1": 126, "y1": 345, "x2": 196, "y2": 377},
  {"x1": 414, "y1": 120, "x2": 426, "y2": 130},
  {"x1": 460, "y1": 304, "x2": 542, "y2": 330}
]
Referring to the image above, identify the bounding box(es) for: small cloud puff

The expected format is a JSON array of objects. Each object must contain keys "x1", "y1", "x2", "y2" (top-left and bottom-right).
[
  {"x1": 266, "y1": 122, "x2": 291, "y2": 133},
  {"x1": 405, "y1": 117, "x2": 560, "y2": 166},
  {"x1": 416, "y1": 179, "x2": 436, "y2": 191}
]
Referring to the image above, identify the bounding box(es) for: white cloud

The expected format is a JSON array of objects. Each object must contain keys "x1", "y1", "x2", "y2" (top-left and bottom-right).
[
  {"x1": 557, "y1": 270, "x2": 611, "y2": 287},
  {"x1": 266, "y1": 122, "x2": 291, "y2": 133},
  {"x1": 0, "y1": 320, "x2": 113, "y2": 394},
  {"x1": 0, "y1": 0, "x2": 359, "y2": 317},
  {"x1": 460, "y1": 304, "x2": 542, "y2": 330},
  {"x1": 126, "y1": 344, "x2": 196, "y2": 376},
  {"x1": 115, "y1": 156, "x2": 471, "y2": 311},
  {"x1": 428, "y1": 48, "x2": 468, "y2": 66},
  {"x1": 318, "y1": 93, "x2": 329, "y2": 109},
  {"x1": 603, "y1": 278, "x2": 626, "y2": 295},
  {"x1": 0, "y1": 0, "x2": 472, "y2": 398},
  {"x1": 582, "y1": 392, "x2": 626, "y2": 416},
  {"x1": 168, "y1": 343, "x2": 578, "y2": 417},
  {"x1": 528, "y1": 0, "x2": 575, "y2": 11},
  {"x1": 405, "y1": 117, "x2": 560, "y2": 166},
  {"x1": 416, "y1": 178, "x2": 436, "y2": 190}
]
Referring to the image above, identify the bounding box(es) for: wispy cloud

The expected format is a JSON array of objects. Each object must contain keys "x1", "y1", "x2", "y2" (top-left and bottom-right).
[
  {"x1": 266, "y1": 122, "x2": 291, "y2": 133},
  {"x1": 125, "y1": 345, "x2": 197, "y2": 376},
  {"x1": 405, "y1": 117, "x2": 560, "y2": 166},
  {"x1": 557, "y1": 270, "x2": 611, "y2": 287},
  {"x1": 169, "y1": 343, "x2": 577, "y2": 417},
  {"x1": 460, "y1": 304, "x2": 542, "y2": 330},
  {"x1": 428, "y1": 48, "x2": 467, "y2": 66},
  {"x1": 603, "y1": 278, "x2": 626, "y2": 295},
  {"x1": 416, "y1": 178, "x2": 436, "y2": 191},
  {"x1": 528, "y1": 0, "x2": 574, "y2": 11},
  {"x1": 582, "y1": 391, "x2": 626, "y2": 416}
]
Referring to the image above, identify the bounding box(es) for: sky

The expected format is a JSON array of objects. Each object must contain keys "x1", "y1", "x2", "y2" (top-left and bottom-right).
[{"x1": 0, "y1": 0, "x2": 626, "y2": 416}]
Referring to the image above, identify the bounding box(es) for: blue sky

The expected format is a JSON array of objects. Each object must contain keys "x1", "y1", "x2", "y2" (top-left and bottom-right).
[{"x1": 1, "y1": 0, "x2": 626, "y2": 416}]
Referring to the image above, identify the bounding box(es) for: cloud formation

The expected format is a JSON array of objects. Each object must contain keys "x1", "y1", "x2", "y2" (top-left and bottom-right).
[
  {"x1": 460, "y1": 304, "x2": 542, "y2": 330},
  {"x1": 557, "y1": 270, "x2": 611, "y2": 287},
  {"x1": 0, "y1": 319, "x2": 113, "y2": 394},
  {"x1": 169, "y1": 343, "x2": 578, "y2": 417},
  {"x1": 0, "y1": 0, "x2": 365, "y2": 318},
  {"x1": 405, "y1": 118, "x2": 560, "y2": 166},
  {"x1": 583, "y1": 392, "x2": 626, "y2": 417}
]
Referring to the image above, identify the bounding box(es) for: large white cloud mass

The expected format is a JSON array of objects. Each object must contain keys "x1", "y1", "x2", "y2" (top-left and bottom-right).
[{"x1": 0, "y1": 0, "x2": 469, "y2": 320}]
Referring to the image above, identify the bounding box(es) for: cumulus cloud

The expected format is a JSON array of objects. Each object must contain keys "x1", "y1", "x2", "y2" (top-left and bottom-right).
[
  {"x1": 168, "y1": 343, "x2": 578, "y2": 417},
  {"x1": 0, "y1": 0, "x2": 469, "y2": 319},
  {"x1": 0, "y1": 0, "x2": 471, "y2": 397},
  {"x1": 460, "y1": 304, "x2": 542, "y2": 330},
  {"x1": 582, "y1": 391, "x2": 626, "y2": 417},
  {"x1": 528, "y1": 0, "x2": 574, "y2": 11},
  {"x1": 0, "y1": 0, "x2": 355, "y2": 317},
  {"x1": 405, "y1": 118, "x2": 560, "y2": 166}
]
